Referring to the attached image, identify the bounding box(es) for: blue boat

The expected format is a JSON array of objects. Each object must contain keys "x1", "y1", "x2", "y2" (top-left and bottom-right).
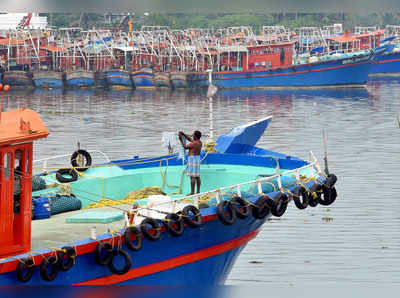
[
  {"x1": 65, "y1": 70, "x2": 95, "y2": 88},
  {"x1": 104, "y1": 69, "x2": 133, "y2": 89},
  {"x1": 132, "y1": 67, "x2": 155, "y2": 89},
  {"x1": 170, "y1": 71, "x2": 188, "y2": 89},
  {"x1": 153, "y1": 72, "x2": 171, "y2": 88},
  {"x1": 33, "y1": 71, "x2": 64, "y2": 88},
  {"x1": 370, "y1": 44, "x2": 400, "y2": 76},
  {"x1": 3, "y1": 70, "x2": 33, "y2": 87},
  {"x1": 0, "y1": 111, "x2": 338, "y2": 285}
]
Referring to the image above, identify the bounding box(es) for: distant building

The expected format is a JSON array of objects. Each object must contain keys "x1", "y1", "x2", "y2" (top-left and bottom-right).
[{"x1": 0, "y1": 13, "x2": 48, "y2": 30}]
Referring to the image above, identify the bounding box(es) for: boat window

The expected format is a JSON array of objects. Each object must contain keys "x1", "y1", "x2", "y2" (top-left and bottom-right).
[
  {"x1": 4, "y1": 152, "x2": 11, "y2": 180},
  {"x1": 25, "y1": 150, "x2": 29, "y2": 173}
]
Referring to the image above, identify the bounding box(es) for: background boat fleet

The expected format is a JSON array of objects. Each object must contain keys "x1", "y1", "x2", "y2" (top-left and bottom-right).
[{"x1": 0, "y1": 24, "x2": 399, "y2": 89}]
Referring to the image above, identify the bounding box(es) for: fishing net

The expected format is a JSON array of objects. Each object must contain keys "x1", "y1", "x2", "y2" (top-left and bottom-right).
[{"x1": 49, "y1": 194, "x2": 82, "y2": 215}]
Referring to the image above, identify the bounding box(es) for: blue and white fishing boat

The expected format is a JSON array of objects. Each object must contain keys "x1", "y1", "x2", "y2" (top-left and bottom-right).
[
  {"x1": 104, "y1": 69, "x2": 133, "y2": 89},
  {"x1": 3, "y1": 70, "x2": 32, "y2": 87},
  {"x1": 370, "y1": 39, "x2": 400, "y2": 77},
  {"x1": 65, "y1": 70, "x2": 95, "y2": 88},
  {"x1": 170, "y1": 71, "x2": 188, "y2": 89},
  {"x1": 131, "y1": 67, "x2": 155, "y2": 89},
  {"x1": 153, "y1": 72, "x2": 171, "y2": 88},
  {"x1": 0, "y1": 108, "x2": 338, "y2": 285},
  {"x1": 32, "y1": 71, "x2": 63, "y2": 88}
]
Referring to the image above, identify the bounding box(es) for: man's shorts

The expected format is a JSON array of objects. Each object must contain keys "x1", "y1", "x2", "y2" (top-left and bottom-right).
[{"x1": 186, "y1": 155, "x2": 201, "y2": 177}]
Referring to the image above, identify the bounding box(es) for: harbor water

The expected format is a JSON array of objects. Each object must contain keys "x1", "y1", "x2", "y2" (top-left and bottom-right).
[{"x1": 3, "y1": 79, "x2": 400, "y2": 285}]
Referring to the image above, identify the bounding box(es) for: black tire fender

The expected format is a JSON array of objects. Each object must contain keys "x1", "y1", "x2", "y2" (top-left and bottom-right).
[
  {"x1": 40, "y1": 256, "x2": 59, "y2": 282},
  {"x1": 293, "y1": 185, "x2": 309, "y2": 210},
  {"x1": 217, "y1": 200, "x2": 237, "y2": 225},
  {"x1": 182, "y1": 205, "x2": 202, "y2": 228},
  {"x1": 164, "y1": 213, "x2": 184, "y2": 237},
  {"x1": 325, "y1": 174, "x2": 337, "y2": 188},
  {"x1": 271, "y1": 193, "x2": 289, "y2": 217},
  {"x1": 140, "y1": 218, "x2": 161, "y2": 241},
  {"x1": 231, "y1": 196, "x2": 250, "y2": 219},
  {"x1": 16, "y1": 257, "x2": 35, "y2": 283},
  {"x1": 71, "y1": 150, "x2": 92, "y2": 172},
  {"x1": 108, "y1": 249, "x2": 132, "y2": 275},
  {"x1": 124, "y1": 226, "x2": 143, "y2": 251},
  {"x1": 318, "y1": 186, "x2": 337, "y2": 206},
  {"x1": 308, "y1": 192, "x2": 319, "y2": 207},
  {"x1": 94, "y1": 242, "x2": 113, "y2": 266},
  {"x1": 56, "y1": 168, "x2": 78, "y2": 183},
  {"x1": 57, "y1": 246, "x2": 76, "y2": 271},
  {"x1": 252, "y1": 196, "x2": 273, "y2": 219}
]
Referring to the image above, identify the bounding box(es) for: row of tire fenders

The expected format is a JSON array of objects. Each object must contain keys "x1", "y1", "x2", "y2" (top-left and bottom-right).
[{"x1": 15, "y1": 173, "x2": 337, "y2": 283}]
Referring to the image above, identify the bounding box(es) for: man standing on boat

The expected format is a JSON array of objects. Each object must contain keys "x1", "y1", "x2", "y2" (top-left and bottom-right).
[{"x1": 179, "y1": 131, "x2": 202, "y2": 195}]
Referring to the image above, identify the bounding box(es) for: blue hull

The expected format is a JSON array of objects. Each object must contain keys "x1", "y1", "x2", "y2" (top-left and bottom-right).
[
  {"x1": 370, "y1": 51, "x2": 400, "y2": 75},
  {"x1": 193, "y1": 55, "x2": 372, "y2": 88},
  {"x1": 34, "y1": 78, "x2": 63, "y2": 88},
  {"x1": 105, "y1": 71, "x2": 133, "y2": 88},
  {"x1": 66, "y1": 78, "x2": 95, "y2": 88},
  {"x1": 132, "y1": 71, "x2": 154, "y2": 88}
]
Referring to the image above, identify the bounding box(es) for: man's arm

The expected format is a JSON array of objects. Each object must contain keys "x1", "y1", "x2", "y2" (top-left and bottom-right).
[{"x1": 179, "y1": 131, "x2": 193, "y2": 142}]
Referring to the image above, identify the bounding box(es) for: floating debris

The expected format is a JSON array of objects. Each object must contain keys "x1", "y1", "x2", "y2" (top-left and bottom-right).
[
  {"x1": 249, "y1": 261, "x2": 263, "y2": 264},
  {"x1": 322, "y1": 217, "x2": 334, "y2": 222}
]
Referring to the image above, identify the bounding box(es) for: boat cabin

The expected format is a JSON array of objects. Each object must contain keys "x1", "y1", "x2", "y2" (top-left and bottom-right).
[
  {"x1": 0, "y1": 108, "x2": 49, "y2": 258},
  {"x1": 245, "y1": 41, "x2": 294, "y2": 71}
]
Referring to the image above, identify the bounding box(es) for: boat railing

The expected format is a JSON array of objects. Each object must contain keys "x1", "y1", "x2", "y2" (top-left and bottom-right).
[
  {"x1": 33, "y1": 150, "x2": 111, "y2": 173},
  {"x1": 135, "y1": 151, "x2": 323, "y2": 214}
]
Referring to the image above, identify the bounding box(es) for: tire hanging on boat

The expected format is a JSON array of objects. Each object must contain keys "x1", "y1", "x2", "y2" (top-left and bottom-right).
[
  {"x1": 57, "y1": 246, "x2": 76, "y2": 271},
  {"x1": 181, "y1": 205, "x2": 202, "y2": 228},
  {"x1": 70, "y1": 150, "x2": 92, "y2": 172},
  {"x1": 318, "y1": 186, "x2": 337, "y2": 206},
  {"x1": 140, "y1": 218, "x2": 161, "y2": 241},
  {"x1": 164, "y1": 213, "x2": 185, "y2": 237},
  {"x1": 271, "y1": 193, "x2": 289, "y2": 217},
  {"x1": 108, "y1": 249, "x2": 132, "y2": 275},
  {"x1": 292, "y1": 185, "x2": 309, "y2": 210},
  {"x1": 56, "y1": 168, "x2": 78, "y2": 183},
  {"x1": 16, "y1": 257, "x2": 35, "y2": 283},
  {"x1": 94, "y1": 242, "x2": 113, "y2": 266},
  {"x1": 324, "y1": 174, "x2": 338, "y2": 188},
  {"x1": 308, "y1": 192, "x2": 319, "y2": 207},
  {"x1": 124, "y1": 226, "x2": 143, "y2": 251},
  {"x1": 252, "y1": 196, "x2": 273, "y2": 219},
  {"x1": 231, "y1": 196, "x2": 250, "y2": 219},
  {"x1": 217, "y1": 200, "x2": 237, "y2": 225},
  {"x1": 40, "y1": 256, "x2": 59, "y2": 282}
]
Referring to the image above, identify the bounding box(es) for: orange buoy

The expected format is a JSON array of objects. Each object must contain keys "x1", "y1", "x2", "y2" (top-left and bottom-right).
[
  {"x1": 0, "y1": 83, "x2": 3, "y2": 91},
  {"x1": 3, "y1": 85, "x2": 10, "y2": 92}
]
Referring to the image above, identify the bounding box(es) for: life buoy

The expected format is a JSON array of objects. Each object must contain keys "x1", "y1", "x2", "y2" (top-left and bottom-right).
[
  {"x1": 108, "y1": 249, "x2": 132, "y2": 275},
  {"x1": 164, "y1": 213, "x2": 184, "y2": 237},
  {"x1": 124, "y1": 226, "x2": 143, "y2": 251},
  {"x1": 94, "y1": 242, "x2": 113, "y2": 266},
  {"x1": 140, "y1": 218, "x2": 161, "y2": 241},
  {"x1": 318, "y1": 186, "x2": 337, "y2": 206},
  {"x1": 16, "y1": 257, "x2": 35, "y2": 283},
  {"x1": 56, "y1": 168, "x2": 78, "y2": 183},
  {"x1": 40, "y1": 256, "x2": 59, "y2": 282},
  {"x1": 271, "y1": 193, "x2": 289, "y2": 217},
  {"x1": 217, "y1": 200, "x2": 237, "y2": 225},
  {"x1": 71, "y1": 150, "x2": 92, "y2": 172},
  {"x1": 57, "y1": 246, "x2": 76, "y2": 271},
  {"x1": 231, "y1": 196, "x2": 250, "y2": 219},
  {"x1": 181, "y1": 205, "x2": 202, "y2": 228},
  {"x1": 292, "y1": 185, "x2": 309, "y2": 209},
  {"x1": 252, "y1": 195, "x2": 273, "y2": 219}
]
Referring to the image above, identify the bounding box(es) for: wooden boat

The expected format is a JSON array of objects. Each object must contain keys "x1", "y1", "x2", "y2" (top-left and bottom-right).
[
  {"x1": 3, "y1": 70, "x2": 33, "y2": 87},
  {"x1": 104, "y1": 69, "x2": 133, "y2": 89},
  {"x1": 170, "y1": 71, "x2": 188, "y2": 89},
  {"x1": 65, "y1": 70, "x2": 95, "y2": 88},
  {"x1": 131, "y1": 67, "x2": 154, "y2": 89},
  {"x1": 0, "y1": 110, "x2": 338, "y2": 285},
  {"x1": 153, "y1": 72, "x2": 171, "y2": 88},
  {"x1": 32, "y1": 71, "x2": 63, "y2": 88}
]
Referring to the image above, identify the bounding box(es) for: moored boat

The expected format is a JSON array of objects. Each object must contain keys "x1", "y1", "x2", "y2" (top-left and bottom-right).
[
  {"x1": 65, "y1": 70, "x2": 95, "y2": 88},
  {"x1": 32, "y1": 71, "x2": 64, "y2": 88},
  {"x1": 104, "y1": 69, "x2": 133, "y2": 89},
  {"x1": 369, "y1": 42, "x2": 400, "y2": 77},
  {"x1": 131, "y1": 67, "x2": 155, "y2": 89},
  {"x1": 0, "y1": 109, "x2": 338, "y2": 285},
  {"x1": 153, "y1": 72, "x2": 170, "y2": 88},
  {"x1": 3, "y1": 70, "x2": 33, "y2": 87},
  {"x1": 170, "y1": 71, "x2": 188, "y2": 89}
]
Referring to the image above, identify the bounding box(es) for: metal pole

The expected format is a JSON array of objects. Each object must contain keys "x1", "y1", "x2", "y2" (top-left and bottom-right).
[{"x1": 207, "y1": 69, "x2": 213, "y2": 141}]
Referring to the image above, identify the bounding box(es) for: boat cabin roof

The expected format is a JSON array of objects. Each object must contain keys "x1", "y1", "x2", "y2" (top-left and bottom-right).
[{"x1": 0, "y1": 108, "x2": 49, "y2": 146}]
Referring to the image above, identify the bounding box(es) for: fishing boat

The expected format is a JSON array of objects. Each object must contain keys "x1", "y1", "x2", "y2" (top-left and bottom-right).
[
  {"x1": 0, "y1": 108, "x2": 338, "y2": 285},
  {"x1": 131, "y1": 67, "x2": 155, "y2": 89},
  {"x1": 153, "y1": 72, "x2": 171, "y2": 88},
  {"x1": 104, "y1": 69, "x2": 133, "y2": 89},
  {"x1": 369, "y1": 39, "x2": 400, "y2": 77},
  {"x1": 32, "y1": 71, "x2": 63, "y2": 88},
  {"x1": 170, "y1": 71, "x2": 188, "y2": 89},
  {"x1": 3, "y1": 70, "x2": 32, "y2": 87},
  {"x1": 65, "y1": 70, "x2": 95, "y2": 88}
]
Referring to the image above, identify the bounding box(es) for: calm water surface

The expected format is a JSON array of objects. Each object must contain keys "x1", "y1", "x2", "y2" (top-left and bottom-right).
[{"x1": 3, "y1": 79, "x2": 400, "y2": 285}]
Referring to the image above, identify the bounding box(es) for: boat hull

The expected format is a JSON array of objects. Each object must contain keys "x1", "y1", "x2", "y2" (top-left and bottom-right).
[
  {"x1": 153, "y1": 72, "x2": 170, "y2": 88},
  {"x1": 3, "y1": 71, "x2": 32, "y2": 87},
  {"x1": 195, "y1": 55, "x2": 372, "y2": 89},
  {"x1": 105, "y1": 70, "x2": 133, "y2": 89},
  {"x1": 132, "y1": 68, "x2": 155, "y2": 89},
  {"x1": 369, "y1": 51, "x2": 400, "y2": 76},
  {"x1": 65, "y1": 71, "x2": 95, "y2": 88},
  {"x1": 170, "y1": 72, "x2": 188, "y2": 89},
  {"x1": 33, "y1": 71, "x2": 63, "y2": 88}
]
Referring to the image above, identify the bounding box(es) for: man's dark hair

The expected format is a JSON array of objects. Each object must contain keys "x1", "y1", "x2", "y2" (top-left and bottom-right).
[{"x1": 194, "y1": 130, "x2": 202, "y2": 139}]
